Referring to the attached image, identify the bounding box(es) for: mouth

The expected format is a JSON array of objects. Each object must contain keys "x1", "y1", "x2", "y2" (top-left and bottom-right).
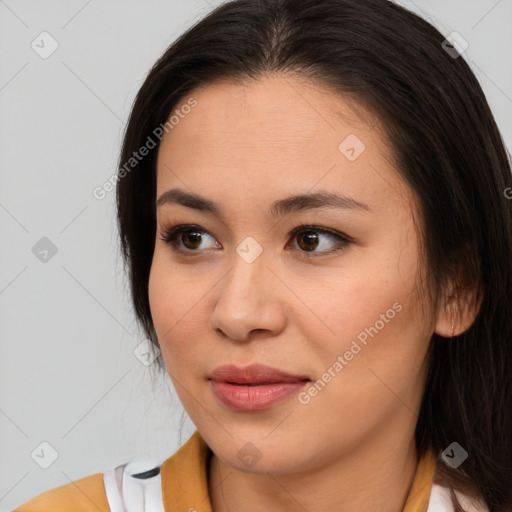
[
  {"x1": 208, "y1": 364, "x2": 311, "y2": 411},
  {"x1": 225, "y1": 381, "x2": 288, "y2": 386},
  {"x1": 208, "y1": 363, "x2": 310, "y2": 384}
]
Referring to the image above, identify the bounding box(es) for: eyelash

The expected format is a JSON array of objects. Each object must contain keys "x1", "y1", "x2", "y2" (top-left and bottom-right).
[{"x1": 158, "y1": 222, "x2": 353, "y2": 259}]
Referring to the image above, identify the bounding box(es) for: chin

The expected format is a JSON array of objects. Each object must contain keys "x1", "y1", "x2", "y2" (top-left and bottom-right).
[{"x1": 209, "y1": 430, "x2": 318, "y2": 475}]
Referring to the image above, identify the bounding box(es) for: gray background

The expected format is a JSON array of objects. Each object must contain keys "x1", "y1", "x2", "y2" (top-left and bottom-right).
[{"x1": 0, "y1": 1, "x2": 510, "y2": 510}]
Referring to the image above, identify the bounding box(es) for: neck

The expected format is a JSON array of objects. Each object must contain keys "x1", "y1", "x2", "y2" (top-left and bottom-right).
[{"x1": 208, "y1": 419, "x2": 420, "y2": 512}]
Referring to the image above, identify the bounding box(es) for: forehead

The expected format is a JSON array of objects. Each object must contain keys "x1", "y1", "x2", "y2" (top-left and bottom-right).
[
  {"x1": 160, "y1": 74, "x2": 380, "y2": 152},
  {"x1": 155, "y1": 74, "x2": 412, "y2": 217}
]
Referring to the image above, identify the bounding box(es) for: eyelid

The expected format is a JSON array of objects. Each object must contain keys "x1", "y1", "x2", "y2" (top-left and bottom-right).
[{"x1": 290, "y1": 221, "x2": 355, "y2": 243}]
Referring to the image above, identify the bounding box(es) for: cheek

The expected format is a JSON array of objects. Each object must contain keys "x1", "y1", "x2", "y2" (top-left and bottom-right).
[
  {"x1": 147, "y1": 253, "x2": 211, "y2": 372},
  {"x1": 148, "y1": 251, "x2": 199, "y2": 328},
  {"x1": 148, "y1": 257, "x2": 171, "y2": 335},
  {"x1": 314, "y1": 259, "x2": 429, "y2": 411},
  {"x1": 314, "y1": 234, "x2": 426, "y2": 377},
  {"x1": 148, "y1": 256, "x2": 186, "y2": 354}
]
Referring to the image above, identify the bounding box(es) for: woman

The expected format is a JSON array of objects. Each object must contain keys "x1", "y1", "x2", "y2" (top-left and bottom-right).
[{"x1": 14, "y1": 0, "x2": 512, "y2": 511}]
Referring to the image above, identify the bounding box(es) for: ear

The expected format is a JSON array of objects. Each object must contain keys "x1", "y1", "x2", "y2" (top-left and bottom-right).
[{"x1": 434, "y1": 281, "x2": 483, "y2": 338}]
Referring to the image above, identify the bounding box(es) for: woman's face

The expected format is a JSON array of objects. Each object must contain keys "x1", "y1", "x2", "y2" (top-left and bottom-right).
[{"x1": 149, "y1": 74, "x2": 435, "y2": 474}]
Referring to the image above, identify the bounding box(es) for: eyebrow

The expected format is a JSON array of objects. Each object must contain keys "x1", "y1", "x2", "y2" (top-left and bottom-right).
[{"x1": 156, "y1": 188, "x2": 371, "y2": 218}]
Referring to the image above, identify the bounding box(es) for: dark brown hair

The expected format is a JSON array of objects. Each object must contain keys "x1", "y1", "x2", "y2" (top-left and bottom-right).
[{"x1": 116, "y1": 0, "x2": 512, "y2": 509}]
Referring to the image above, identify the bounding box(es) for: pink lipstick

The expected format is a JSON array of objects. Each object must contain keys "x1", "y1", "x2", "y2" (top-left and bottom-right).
[{"x1": 209, "y1": 364, "x2": 310, "y2": 411}]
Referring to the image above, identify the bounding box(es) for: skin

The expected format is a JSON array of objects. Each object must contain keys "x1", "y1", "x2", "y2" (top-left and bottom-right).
[{"x1": 149, "y1": 73, "x2": 479, "y2": 512}]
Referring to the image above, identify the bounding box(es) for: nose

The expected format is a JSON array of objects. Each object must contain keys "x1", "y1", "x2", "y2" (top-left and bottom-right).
[{"x1": 208, "y1": 250, "x2": 287, "y2": 342}]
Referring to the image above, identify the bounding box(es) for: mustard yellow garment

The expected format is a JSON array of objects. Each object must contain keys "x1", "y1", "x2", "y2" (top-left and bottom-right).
[
  {"x1": 13, "y1": 430, "x2": 437, "y2": 512},
  {"x1": 13, "y1": 471, "x2": 110, "y2": 512}
]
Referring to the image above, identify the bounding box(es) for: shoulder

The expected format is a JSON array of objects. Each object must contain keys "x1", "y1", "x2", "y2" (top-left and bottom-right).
[
  {"x1": 12, "y1": 472, "x2": 110, "y2": 512},
  {"x1": 12, "y1": 456, "x2": 168, "y2": 512},
  {"x1": 11, "y1": 432, "x2": 205, "y2": 512}
]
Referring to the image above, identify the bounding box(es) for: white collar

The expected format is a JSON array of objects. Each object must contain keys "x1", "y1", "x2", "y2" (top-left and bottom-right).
[{"x1": 427, "y1": 482, "x2": 489, "y2": 512}]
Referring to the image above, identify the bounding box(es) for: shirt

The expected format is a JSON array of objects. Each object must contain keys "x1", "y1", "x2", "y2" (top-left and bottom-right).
[{"x1": 11, "y1": 430, "x2": 473, "y2": 512}]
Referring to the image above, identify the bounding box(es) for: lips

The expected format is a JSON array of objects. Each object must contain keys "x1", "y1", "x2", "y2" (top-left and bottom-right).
[
  {"x1": 209, "y1": 364, "x2": 310, "y2": 384},
  {"x1": 208, "y1": 364, "x2": 310, "y2": 411}
]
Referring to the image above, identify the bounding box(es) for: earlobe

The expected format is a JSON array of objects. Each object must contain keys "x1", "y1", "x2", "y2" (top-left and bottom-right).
[
  {"x1": 434, "y1": 292, "x2": 460, "y2": 338},
  {"x1": 434, "y1": 286, "x2": 483, "y2": 338}
]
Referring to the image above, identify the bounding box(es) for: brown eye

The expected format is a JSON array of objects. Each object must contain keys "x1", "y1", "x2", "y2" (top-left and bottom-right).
[
  {"x1": 159, "y1": 225, "x2": 219, "y2": 252},
  {"x1": 289, "y1": 224, "x2": 352, "y2": 257},
  {"x1": 159, "y1": 223, "x2": 352, "y2": 258},
  {"x1": 181, "y1": 230, "x2": 204, "y2": 250},
  {"x1": 296, "y1": 231, "x2": 320, "y2": 252}
]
